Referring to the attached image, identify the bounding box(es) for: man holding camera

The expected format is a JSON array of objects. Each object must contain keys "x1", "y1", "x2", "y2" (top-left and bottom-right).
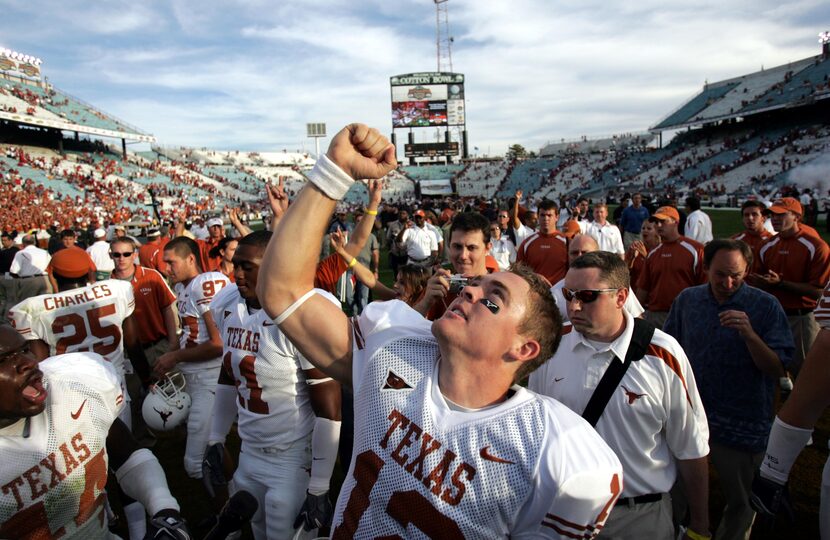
[{"x1": 414, "y1": 212, "x2": 492, "y2": 320}]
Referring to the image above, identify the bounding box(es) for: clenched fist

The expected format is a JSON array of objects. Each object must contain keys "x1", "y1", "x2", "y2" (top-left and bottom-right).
[{"x1": 327, "y1": 124, "x2": 397, "y2": 180}]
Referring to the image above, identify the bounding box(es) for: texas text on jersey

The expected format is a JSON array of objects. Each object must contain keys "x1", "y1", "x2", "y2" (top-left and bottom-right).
[
  {"x1": 0, "y1": 353, "x2": 123, "y2": 539},
  {"x1": 330, "y1": 301, "x2": 623, "y2": 538},
  {"x1": 210, "y1": 283, "x2": 317, "y2": 447}
]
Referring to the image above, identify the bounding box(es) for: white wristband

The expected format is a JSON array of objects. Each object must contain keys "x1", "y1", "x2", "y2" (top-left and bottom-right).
[
  {"x1": 760, "y1": 416, "x2": 813, "y2": 483},
  {"x1": 309, "y1": 418, "x2": 341, "y2": 495},
  {"x1": 307, "y1": 154, "x2": 355, "y2": 201}
]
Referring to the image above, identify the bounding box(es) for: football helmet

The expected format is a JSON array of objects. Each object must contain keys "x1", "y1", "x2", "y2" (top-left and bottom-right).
[{"x1": 142, "y1": 372, "x2": 191, "y2": 432}]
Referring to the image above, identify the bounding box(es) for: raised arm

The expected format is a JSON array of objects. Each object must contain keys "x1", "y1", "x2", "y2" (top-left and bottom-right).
[
  {"x1": 511, "y1": 190, "x2": 523, "y2": 230},
  {"x1": 257, "y1": 124, "x2": 396, "y2": 384},
  {"x1": 227, "y1": 207, "x2": 252, "y2": 237},
  {"x1": 265, "y1": 179, "x2": 289, "y2": 229},
  {"x1": 343, "y1": 178, "x2": 383, "y2": 257},
  {"x1": 330, "y1": 231, "x2": 397, "y2": 300}
]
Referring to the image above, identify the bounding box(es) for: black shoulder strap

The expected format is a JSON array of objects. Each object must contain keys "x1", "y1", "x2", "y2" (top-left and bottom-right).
[{"x1": 581, "y1": 318, "x2": 656, "y2": 427}]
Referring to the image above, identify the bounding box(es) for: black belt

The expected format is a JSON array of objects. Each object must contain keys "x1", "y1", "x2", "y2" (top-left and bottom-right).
[
  {"x1": 785, "y1": 308, "x2": 813, "y2": 316},
  {"x1": 614, "y1": 493, "x2": 663, "y2": 507},
  {"x1": 17, "y1": 274, "x2": 46, "y2": 278}
]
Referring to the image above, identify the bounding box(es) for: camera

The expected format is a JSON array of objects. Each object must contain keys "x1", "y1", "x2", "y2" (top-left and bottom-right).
[{"x1": 448, "y1": 275, "x2": 468, "y2": 295}]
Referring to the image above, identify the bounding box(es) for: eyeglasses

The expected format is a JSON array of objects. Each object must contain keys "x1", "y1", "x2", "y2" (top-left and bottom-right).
[
  {"x1": 110, "y1": 252, "x2": 134, "y2": 258},
  {"x1": 561, "y1": 287, "x2": 619, "y2": 304}
]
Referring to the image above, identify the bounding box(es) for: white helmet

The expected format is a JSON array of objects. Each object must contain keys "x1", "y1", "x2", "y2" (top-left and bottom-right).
[{"x1": 142, "y1": 372, "x2": 191, "y2": 432}]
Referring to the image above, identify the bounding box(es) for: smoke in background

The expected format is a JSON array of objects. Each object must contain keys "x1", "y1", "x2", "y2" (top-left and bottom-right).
[{"x1": 787, "y1": 154, "x2": 830, "y2": 196}]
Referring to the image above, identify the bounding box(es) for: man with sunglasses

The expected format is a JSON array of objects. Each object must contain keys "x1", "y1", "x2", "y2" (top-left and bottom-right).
[
  {"x1": 550, "y1": 234, "x2": 643, "y2": 322},
  {"x1": 530, "y1": 251, "x2": 710, "y2": 540},
  {"x1": 109, "y1": 237, "x2": 178, "y2": 381},
  {"x1": 256, "y1": 124, "x2": 623, "y2": 538}
]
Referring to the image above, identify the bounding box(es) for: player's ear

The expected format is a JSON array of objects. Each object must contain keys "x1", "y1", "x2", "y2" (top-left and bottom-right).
[{"x1": 507, "y1": 338, "x2": 540, "y2": 364}]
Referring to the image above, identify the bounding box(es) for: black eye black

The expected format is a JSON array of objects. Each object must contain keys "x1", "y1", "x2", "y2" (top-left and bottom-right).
[{"x1": 481, "y1": 299, "x2": 500, "y2": 314}]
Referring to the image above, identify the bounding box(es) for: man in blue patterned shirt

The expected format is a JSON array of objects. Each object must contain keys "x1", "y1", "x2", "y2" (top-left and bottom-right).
[{"x1": 664, "y1": 238, "x2": 793, "y2": 540}]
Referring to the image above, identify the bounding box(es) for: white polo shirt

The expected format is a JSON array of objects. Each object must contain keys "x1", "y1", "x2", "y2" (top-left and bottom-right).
[
  {"x1": 9, "y1": 245, "x2": 51, "y2": 277},
  {"x1": 489, "y1": 237, "x2": 517, "y2": 270},
  {"x1": 580, "y1": 221, "x2": 625, "y2": 256},
  {"x1": 684, "y1": 209, "x2": 713, "y2": 244},
  {"x1": 400, "y1": 226, "x2": 437, "y2": 261},
  {"x1": 529, "y1": 311, "x2": 709, "y2": 497},
  {"x1": 87, "y1": 239, "x2": 115, "y2": 273}
]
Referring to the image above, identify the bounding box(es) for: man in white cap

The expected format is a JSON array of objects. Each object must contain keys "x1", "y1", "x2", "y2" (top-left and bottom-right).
[{"x1": 87, "y1": 228, "x2": 115, "y2": 280}]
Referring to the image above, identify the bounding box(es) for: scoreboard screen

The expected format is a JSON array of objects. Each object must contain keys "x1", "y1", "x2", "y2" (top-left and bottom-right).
[{"x1": 391, "y1": 73, "x2": 465, "y2": 128}]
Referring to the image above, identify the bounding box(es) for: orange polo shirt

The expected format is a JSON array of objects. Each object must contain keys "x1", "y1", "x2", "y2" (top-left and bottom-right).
[
  {"x1": 756, "y1": 226, "x2": 830, "y2": 310},
  {"x1": 516, "y1": 231, "x2": 568, "y2": 284},
  {"x1": 731, "y1": 230, "x2": 773, "y2": 256},
  {"x1": 637, "y1": 236, "x2": 706, "y2": 312},
  {"x1": 116, "y1": 265, "x2": 176, "y2": 345}
]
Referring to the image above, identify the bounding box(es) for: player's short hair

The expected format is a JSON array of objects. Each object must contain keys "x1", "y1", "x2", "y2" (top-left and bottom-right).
[
  {"x1": 569, "y1": 251, "x2": 630, "y2": 289},
  {"x1": 450, "y1": 212, "x2": 490, "y2": 244},
  {"x1": 164, "y1": 236, "x2": 202, "y2": 272},
  {"x1": 538, "y1": 199, "x2": 559, "y2": 213},
  {"x1": 60, "y1": 229, "x2": 76, "y2": 239},
  {"x1": 21, "y1": 235, "x2": 35, "y2": 246},
  {"x1": 703, "y1": 238, "x2": 753, "y2": 269},
  {"x1": 741, "y1": 200, "x2": 766, "y2": 213},
  {"x1": 593, "y1": 202, "x2": 608, "y2": 210},
  {"x1": 577, "y1": 196, "x2": 589, "y2": 205},
  {"x1": 686, "y1": 196, "x2": 701, "y2": 211},
  {"x1": 110, "y1": 237, "x2": 136, "y2": 252},
  {"x1": 237, "y1": 230, "x2": 272, "y2": 251},
  {"x1": 509, "y1": 263, "x2": 563, "y2": 383}
]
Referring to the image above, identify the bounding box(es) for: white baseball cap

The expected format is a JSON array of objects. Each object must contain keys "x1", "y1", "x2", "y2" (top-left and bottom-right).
[
  {"x1": 93, "y1": 228, "x2": 107, "y2": 238},
  {"x1": 206, "y1": 218, "x2": 223, "y2": 228}
]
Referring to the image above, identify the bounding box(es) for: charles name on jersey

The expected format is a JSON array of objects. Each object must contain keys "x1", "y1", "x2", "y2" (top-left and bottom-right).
[{"x1": 41, "y1": 283, "x2": 114, "y2": 311}]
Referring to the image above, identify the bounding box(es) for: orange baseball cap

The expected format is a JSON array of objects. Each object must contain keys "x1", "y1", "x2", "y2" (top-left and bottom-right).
[
  {"x1": 561, "y1": 220, "x2": 581, "y2": 238},
  {"x1": 652, "y1": 206, "x2": 680, "y2": 222},
  {"x1": 50, "y1": 248, "x2": 90, "y2": 278},
  {"x1": 768, "y1": 197, "x2": 802, "y2": 216}
]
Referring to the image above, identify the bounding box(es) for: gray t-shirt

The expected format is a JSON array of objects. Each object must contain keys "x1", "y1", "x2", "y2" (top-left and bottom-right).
[{"x1": 357, "y1": 233, "x2": 379, "y2": 267}]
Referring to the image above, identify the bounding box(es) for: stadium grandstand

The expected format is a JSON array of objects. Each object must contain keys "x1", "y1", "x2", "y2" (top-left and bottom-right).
[{"x1": 2, "y1": 41, "x2": 830, "y2": 237}]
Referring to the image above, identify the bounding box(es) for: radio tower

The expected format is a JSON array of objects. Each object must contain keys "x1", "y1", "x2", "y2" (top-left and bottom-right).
[{"x1": 434, "y1": 0, "x2": 453, "y2": 72}]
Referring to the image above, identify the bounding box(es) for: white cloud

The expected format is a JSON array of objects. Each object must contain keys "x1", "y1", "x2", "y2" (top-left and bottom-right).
[{"x1": 2, "y1": 0, "x2": 828, "y2": 155}]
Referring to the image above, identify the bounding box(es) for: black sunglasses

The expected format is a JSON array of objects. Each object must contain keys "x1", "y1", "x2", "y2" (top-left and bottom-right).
[
  {"x1": 110, "y1": 251, "x2": 134, "y2": 258},
  {"x1": 562, "y1": 287, "x2": 618, "y2": 304}
]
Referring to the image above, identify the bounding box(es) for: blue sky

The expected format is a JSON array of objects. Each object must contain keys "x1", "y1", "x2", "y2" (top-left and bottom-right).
[{"x1": 3, "y1": 0, "x2": 828, "y2": 157}]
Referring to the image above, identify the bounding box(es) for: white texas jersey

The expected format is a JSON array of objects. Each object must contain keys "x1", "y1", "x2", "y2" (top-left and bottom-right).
[
  {"x1": 9, "y1": 280, "x2": 135, "y2": 378},
  {"x1": 0, "y1": 353, "x2": 123, "y2": 539},
  {"x1": 175, "y1": 271, "x2": 230, "y2": 373},
  {"x1": 330, "y1": 300, "x2": 623, "y2": 539},
  {"x1": 210, "y1": 284, "x2": 328, "y2": 449}
]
